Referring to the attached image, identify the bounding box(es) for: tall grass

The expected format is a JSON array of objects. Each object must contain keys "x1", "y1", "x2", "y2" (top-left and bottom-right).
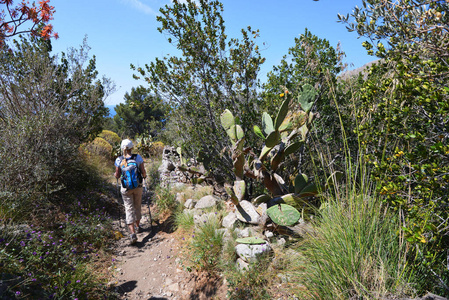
[
  {"x1": 294, "y1": 185, "x2": 414, "y2": 299},
  {"x1": 291, "y1": 78, "x2": 416, "y2": 299},
  {"x1": 188, "y1": 215, "x2": 224, "y2": 272}
]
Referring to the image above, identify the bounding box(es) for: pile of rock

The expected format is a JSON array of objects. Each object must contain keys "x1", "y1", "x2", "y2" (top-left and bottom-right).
[
  {"x1": 177, "y1": 192, "x2": 311, "y2": 271},
  {"x1": 158, "y1": 146, "x2": 202, "y2": 187}
]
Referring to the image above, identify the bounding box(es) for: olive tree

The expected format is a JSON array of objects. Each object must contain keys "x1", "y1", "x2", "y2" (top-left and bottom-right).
[
  {"x1": 0, "y1": 35, "x2": 113, "y2": 217},
  {"x1": 132, "y1": 0, "x2": 264, "y2": 180}
]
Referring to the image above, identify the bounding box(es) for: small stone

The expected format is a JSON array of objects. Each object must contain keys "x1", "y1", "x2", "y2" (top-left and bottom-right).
[
  {"x1": 265, "y1": 231, "x2": 274, "y2": 238},
  {"x1": 222, "y1": 212, "x2": 237, "y2": 228},
  {"x1": 194, "y1": 195, "x2": 218, "y2": 209},
  {"x1": 235, "y1": 200, "x2": 260, "y2": 224}
]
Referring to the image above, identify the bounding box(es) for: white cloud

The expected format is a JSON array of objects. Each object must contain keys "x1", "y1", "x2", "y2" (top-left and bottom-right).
[{"x1": 122, "y1": 0, "x2": 157, "y2": 15}]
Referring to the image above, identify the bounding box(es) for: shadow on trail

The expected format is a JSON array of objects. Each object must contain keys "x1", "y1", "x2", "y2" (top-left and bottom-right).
[
  {"x1": 116, "y1": 280, "x2": 137, "y2": 294},
  {"x1": 130, "y1": 215, "x2": 176, "y2": 249},
  {"x1": 116, "y1": 280, "x2": 169, "y2": 299}
]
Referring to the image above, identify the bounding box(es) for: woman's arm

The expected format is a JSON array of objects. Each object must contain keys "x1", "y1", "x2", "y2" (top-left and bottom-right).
[
  {"x1": 140, "y1": 162, "x2": 146, "y2": 179},
  {"x1": 115, "y1": 166, "x2": 121, "y2": 179}
]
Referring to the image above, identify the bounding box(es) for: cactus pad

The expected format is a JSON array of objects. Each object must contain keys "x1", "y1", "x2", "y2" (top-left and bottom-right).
[
  {"x1": 253, "y1": 194, "x2": 271, "y2": 205},
  {"x1": 253, "y1": 125, "x2": 265, "y2": 139},
  {"x1": 284, "y1": 141, "x2": 301, "y2": 156},
  {"x1": 275, "y1": 97, "x2": 290, "y2": 130},
  {"x1": 233, "y1": 180, "x2": 246, "y2": 201},
  {"x1": 262, "y1": 112, "x2": 274, "y2": 135},
  {"x1": 235, "y1": 237, "x2": 266, "y2": 245},
  {"x1": 220, "y1": 109, "x2": 235, "y2": 130},
  {"x1": 294, "y1": 173, "x2": 308, "y2": 194},
  {"x1": 267, "y1": 203, "x2": 300, "y2": 226},
  {"x1": 298, "y1": 84, "x2": 317, "y2": 113},
  {"x1": 265, "y1": 130, "x2": 280, "y2": 148}
]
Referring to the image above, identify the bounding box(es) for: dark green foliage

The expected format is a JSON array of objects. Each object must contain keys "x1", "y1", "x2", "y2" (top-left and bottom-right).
[
  {"x1": 340, "y1": 0, "x2": 449, "y2": 295},
  {"x1": 0, "y1": 35, "x2": 112, "y2": 217},
  {"x1": 189, "y1": 217, "x2": 224, "y2": 272},
  {"x1": 262, "y1": 28, "x2": 343, "y2": 114},
  {"x1": 111, "y1": 85, "x2": 167, "y2": 139}
]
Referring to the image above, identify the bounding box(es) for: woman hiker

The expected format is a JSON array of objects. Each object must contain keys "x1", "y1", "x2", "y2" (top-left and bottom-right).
[{"x1": 115, "y1": 139, "x2": 146, "y2": 244}]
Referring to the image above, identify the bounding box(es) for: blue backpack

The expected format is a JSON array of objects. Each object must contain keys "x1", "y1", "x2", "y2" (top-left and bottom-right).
[{"x1": 120, "y1": 154, "x2": 142, "y2": 190}]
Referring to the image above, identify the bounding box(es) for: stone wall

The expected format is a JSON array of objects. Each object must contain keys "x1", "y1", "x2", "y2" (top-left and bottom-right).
[{"x1": 158, "y1": 146, "x2": 205, "y2": 187}]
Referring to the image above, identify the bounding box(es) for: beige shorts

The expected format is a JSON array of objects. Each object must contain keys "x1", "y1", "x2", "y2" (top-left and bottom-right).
[{"x1": 121, "y1": 186, "x2": 143, "y2": 225}]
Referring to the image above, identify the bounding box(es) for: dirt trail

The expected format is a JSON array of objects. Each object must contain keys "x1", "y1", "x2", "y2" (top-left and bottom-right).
[{"x1": 110, "y1": 199, "x2": 227, "y2": 300}]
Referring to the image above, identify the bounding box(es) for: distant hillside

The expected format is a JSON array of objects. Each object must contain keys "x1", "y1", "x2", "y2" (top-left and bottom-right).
[{"x1": 339, "y1": 59, "x2": 380, "y2": 81}]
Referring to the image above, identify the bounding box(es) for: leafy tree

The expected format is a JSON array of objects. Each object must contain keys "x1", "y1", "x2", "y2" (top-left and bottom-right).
[
  {"x1": 0, "y1": 35, "x2": 112, "y2": 217},
  {"x1": 340, "y1": 0, "x2": 449, "y2": 294},
  {"x1": 0, "y1": 0, "x2": 57, "y2": 47},
  {"x1": 263, "y1": 28, "x2": 344, "y2": 111},
  {"x1": 262, "y1": 29, "x2": 350, "y2": 177},
  {"x1": 132, "y1": 0, "x2": 264, "y2": 180},
  {"x1": 112, "y1": 85, "x2": 167, "y2": 138}
]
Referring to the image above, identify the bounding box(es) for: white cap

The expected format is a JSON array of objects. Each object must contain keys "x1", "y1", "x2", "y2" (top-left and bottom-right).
[{"x1": 121, "y1": 139, "x2": 133, "y2": 150}]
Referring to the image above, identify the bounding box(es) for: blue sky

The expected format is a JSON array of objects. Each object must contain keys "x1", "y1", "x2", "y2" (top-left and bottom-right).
[{"x1": 49, "y1": 0, "x2": 373, "y2": 105}]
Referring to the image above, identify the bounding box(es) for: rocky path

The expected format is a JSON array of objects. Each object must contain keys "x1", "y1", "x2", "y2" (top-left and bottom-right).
[{"x1": 110, "y1": 203, "x2": 227, "y2": 300}]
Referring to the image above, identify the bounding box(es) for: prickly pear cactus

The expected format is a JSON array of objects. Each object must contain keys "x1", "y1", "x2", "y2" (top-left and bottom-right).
[{"x1": 222, "y1": 85, "x2": 321, "y2": 224}]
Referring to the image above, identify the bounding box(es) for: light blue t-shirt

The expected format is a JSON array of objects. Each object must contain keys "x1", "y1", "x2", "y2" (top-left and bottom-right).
[{"x1": 115, "y1": 154, "x2": 144, "y2": 168}]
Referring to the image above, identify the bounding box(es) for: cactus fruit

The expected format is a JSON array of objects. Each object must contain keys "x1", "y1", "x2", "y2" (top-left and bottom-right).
[{"x1": 266, "y1": 203, "x2": 301, "y2": 226}]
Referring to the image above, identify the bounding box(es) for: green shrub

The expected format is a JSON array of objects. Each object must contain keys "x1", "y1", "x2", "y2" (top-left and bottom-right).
[
  {"x1": 153, "y1": 185, "x2": 178, "y2": 220},
  {"x1": 0, "y1": 201, "x2": 116, "y2": 299},
  {"x1": 188, "y1": 215, "x2": 224, "y2": 272},
  {"x1": 174, "y1": 210, "x2": 195, "y2": 233},
  {"x1": 98, "y1": 130, "x2": 121, "y2": 146},
  {"x1": 0, "y1": 35, "x2": 111, "y2": 220},
  {"x1": 149, "y1": 141, "x2": 165, "y2": 158},
  {"x1": 224, "y1": 254, "x2": 272, "y2": 300},
  {"x1": 81, "y1": 137, "x2": 113, "y2": 159}
]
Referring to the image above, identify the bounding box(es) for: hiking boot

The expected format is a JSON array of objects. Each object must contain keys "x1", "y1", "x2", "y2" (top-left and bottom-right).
[{"x1": 130, "y1": 233, "x2": 137, "y2": 244}]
